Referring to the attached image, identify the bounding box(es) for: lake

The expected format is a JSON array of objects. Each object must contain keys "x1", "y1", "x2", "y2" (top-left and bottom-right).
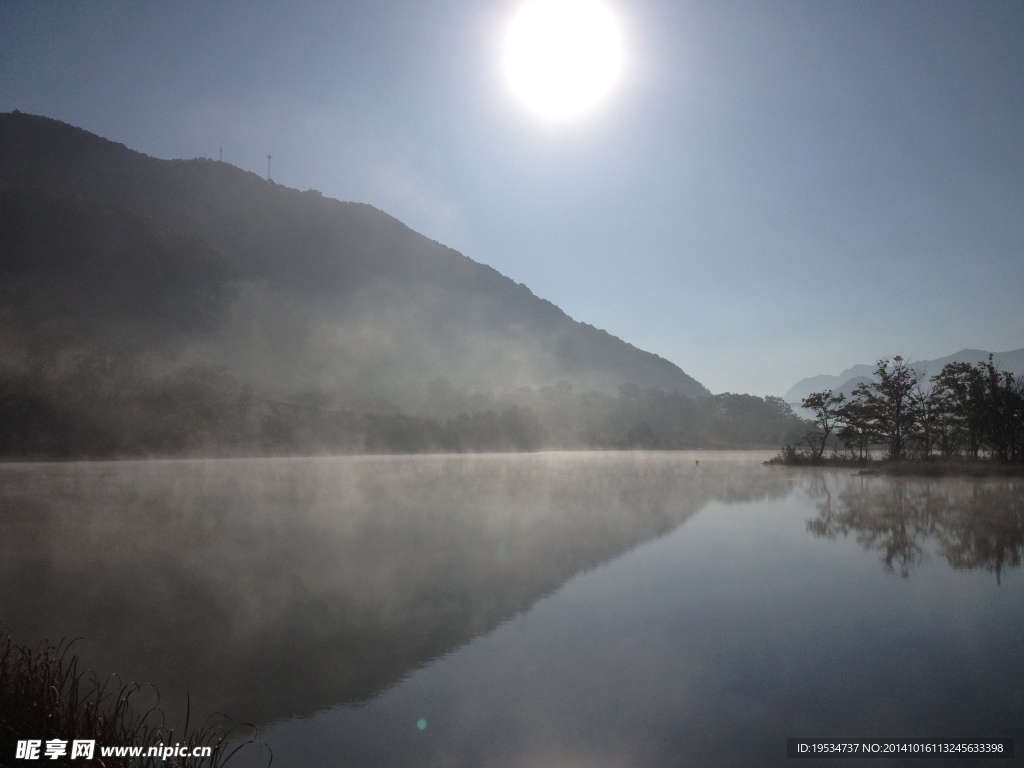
[{"x1": 1, "y1": 452, "x2": 1021, "y2": 766}]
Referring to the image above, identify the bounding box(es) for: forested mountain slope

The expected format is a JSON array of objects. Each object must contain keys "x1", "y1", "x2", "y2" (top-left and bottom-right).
[{"x1": 0, "y1": 111, "x2": 709, "y2": 404}]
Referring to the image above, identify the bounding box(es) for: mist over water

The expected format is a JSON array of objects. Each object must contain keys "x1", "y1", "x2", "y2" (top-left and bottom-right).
[
  {"x1": 0, "y1": 452, "x2": 778, "y2": 726},
  {"x1": 1, "y1": 453, "x2": 1021, "y2": 766}
]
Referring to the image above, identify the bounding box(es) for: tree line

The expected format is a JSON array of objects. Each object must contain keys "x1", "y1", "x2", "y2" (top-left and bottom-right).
[
  {"x1": 795, "y1": 355, "x2": 1024, "y2": 463},
  {"x1": 0, "y1": 346, "x2": 549, "y2": 457},
  {"x1": 0, "y1": 344, "x2": 808, "y2": 459}
]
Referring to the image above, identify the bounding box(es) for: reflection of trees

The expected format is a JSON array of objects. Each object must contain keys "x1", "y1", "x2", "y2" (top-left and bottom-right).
[
  {"x1": 937, "y1": 484, "x2": 1024, "y2": 585},
  {"x1": 807, "y1": 475, "x2": 938, "y2": 577},
  {"x1": 806, "y1": 475, "x2": 1023, "y2": 581}
]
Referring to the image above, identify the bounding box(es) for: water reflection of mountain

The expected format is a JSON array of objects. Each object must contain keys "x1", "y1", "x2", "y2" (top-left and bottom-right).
[
  {"x1": 806, "y1": 474, "x2": 1024, "y2": 581},
  {"x1": 0, "y1": 452, "x2": 789, "y2": 729}
]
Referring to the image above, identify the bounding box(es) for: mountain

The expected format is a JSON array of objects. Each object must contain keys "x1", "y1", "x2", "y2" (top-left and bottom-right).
[
  {"x1": 784, "y1": 348, "x2": 1024, "y2": 407},
  {"x1": 0, "y1": 112, "x2": 710, "y2": 406}
]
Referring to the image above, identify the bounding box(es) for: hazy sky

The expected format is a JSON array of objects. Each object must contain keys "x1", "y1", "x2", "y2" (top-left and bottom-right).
[{"x1": 2, "y1": 1, "x2": 1021, "y2": 396}]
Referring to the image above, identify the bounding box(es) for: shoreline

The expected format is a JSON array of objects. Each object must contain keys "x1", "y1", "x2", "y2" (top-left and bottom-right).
[{"x1": 765, "y1": 455, "x2": 1024, "y2": 477}]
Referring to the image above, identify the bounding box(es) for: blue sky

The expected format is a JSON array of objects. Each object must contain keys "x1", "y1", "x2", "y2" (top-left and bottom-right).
[{"x1": 2, "y1": 1, "x2": 1022, "y2": 396}]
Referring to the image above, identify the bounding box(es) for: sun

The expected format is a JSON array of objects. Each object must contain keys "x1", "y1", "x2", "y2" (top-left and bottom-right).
[{"x1": 502, "y1": 0, "x2": 625, "y2": 122}]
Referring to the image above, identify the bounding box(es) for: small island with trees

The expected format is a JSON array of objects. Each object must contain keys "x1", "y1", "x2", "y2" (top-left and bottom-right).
[{"x1": 770, "y1": 355, "x2": 1024, "y2": 474}]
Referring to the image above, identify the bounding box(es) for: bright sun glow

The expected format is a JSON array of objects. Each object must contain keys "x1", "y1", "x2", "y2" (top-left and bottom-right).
[{"x1": 503, "y1": 0, "x2": 624, "y2": 122}]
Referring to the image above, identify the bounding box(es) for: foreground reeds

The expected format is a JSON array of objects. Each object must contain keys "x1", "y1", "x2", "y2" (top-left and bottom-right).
[{"x1": 0, "y1": 629, "x2": 256, "y2": 767}]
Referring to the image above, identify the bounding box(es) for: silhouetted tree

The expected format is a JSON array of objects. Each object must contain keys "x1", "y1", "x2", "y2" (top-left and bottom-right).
[
  {"x1": 850, "y1": 357, "x2": 922, "y2": 461},
  {"x1": 976, "y1": 356, "x2": 1020, "y2": 462},
  {"x1": 801, "y1": 389, "x2": 845, "y2": 460},
  {"x1": 930, "y1": 361, "x2": 985, "y2": 458},
  {"x1": 913, "y1": 384, "x2": 940, "y2": 460},
  {"x1": 928, "y1": 356, "x2": 1024, "y2": 462},
  {"x1": 836, "y1": 397, "x2": 876, "y2": 460}
]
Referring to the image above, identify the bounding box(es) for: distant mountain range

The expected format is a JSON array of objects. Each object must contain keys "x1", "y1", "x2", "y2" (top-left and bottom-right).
[
  {"x1": 0, "y1": 111, "x2": 709, "y2": 409},
  {"x1": 784, "y1": 348, "x2": 1024, "y2": 407}
]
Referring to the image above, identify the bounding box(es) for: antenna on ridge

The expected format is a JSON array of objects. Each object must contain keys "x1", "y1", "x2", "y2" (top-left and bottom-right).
[
  {"x1": 267, "y1": 154, "x2": 272, "y2": 181},
  {"x1": 219, "y1": 146, "x2": 222, "y2": 162}
]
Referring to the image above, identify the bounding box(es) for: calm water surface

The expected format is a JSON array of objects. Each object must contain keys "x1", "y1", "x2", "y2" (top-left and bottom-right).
[{"x1": 0, "y1": 452, "x2": 1021, "y2": 767}]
